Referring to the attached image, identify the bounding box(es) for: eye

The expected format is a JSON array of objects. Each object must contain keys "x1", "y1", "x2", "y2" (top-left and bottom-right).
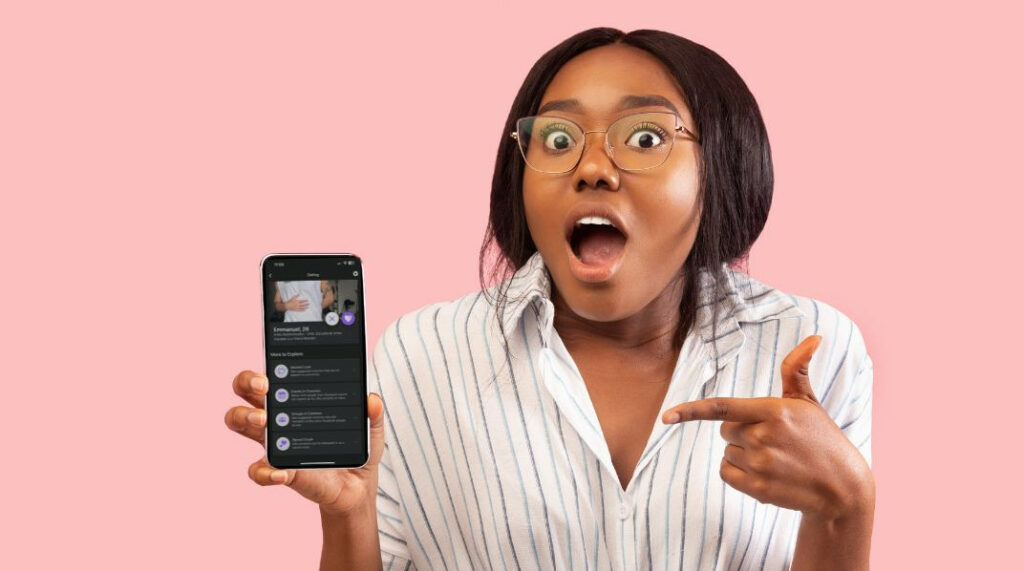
[
  {"x1": 624, "y1": 122, "x2": 668, "y2": 149},
  {"x1": 538, "y1": 123, "x2": 577, "y2": 152}
]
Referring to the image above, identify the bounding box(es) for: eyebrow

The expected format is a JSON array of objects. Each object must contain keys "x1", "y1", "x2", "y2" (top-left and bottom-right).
[{"x1": 536, "y1": 94, "x2": 680, "y2": 116}]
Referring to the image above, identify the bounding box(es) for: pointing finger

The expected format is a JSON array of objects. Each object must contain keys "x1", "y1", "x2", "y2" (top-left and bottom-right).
[{"x1": 662, "y1": 397, "x2": 775, "y2": 424}]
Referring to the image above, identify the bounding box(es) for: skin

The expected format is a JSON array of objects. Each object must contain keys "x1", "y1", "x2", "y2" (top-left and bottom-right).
[
  {"x1": 225, "y1": 41, "x2": 873, "y2": 570},
  {"x1": 524, "y1": 43, "x2": 874, "y2": 568},
  {"x1": 523, "y1": 44, "x2": 703, "y2": 491},
  {"x1": 663, "y1": 336, "x2": 875, "y2": 569},
  {"x1": 224, "y1": 371, "x2": 387, "y2": 570}
]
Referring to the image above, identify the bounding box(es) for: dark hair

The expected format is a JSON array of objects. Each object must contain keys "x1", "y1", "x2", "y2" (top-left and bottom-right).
[{"x1": 479, "y1": 27, "x2": 772, "y2": 377}]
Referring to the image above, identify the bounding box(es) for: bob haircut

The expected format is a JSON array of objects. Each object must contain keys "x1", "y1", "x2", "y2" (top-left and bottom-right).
[{"x1": 480, "y1": 27, "x2": 773, "y2": 375}]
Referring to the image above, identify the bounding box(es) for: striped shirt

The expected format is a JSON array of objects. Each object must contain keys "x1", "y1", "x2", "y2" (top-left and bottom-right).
[{"x1": 368, "y1": 251, "x2": 872, "y2": 570}]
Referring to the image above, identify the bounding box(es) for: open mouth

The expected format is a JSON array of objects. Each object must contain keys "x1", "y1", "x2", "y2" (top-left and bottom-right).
[{"x1": 569, "y1": 223, "x2": 628, "y2": 266}]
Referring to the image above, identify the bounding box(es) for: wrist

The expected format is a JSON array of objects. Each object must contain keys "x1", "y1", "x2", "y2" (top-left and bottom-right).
[
  {"x1": 319, "y1": 493, "x2": 383, "y2": 571},
  {"x1": 799, "y1": 498, "x2": 874, "y2": 550},
  {"x1": 320, "y1": 486, "x2": 378, "y2": 521},
  {"x1": 811, "y1": 466, "x2": 875, "y2": 522},
  {"x1": 795, "y1": 501, "x2": 874, "y2": 571}
]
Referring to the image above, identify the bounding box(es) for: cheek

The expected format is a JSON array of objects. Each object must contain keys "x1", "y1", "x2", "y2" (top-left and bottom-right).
[
  {"x1": 644, "y1": 167, "x2": 702, "y2": 243},
  {"x1": 522, "y1": 176, "x2": 565, "y2": 248},
  {"x1": 522, "y1": 183, "x2": 549, "y2": 248}
]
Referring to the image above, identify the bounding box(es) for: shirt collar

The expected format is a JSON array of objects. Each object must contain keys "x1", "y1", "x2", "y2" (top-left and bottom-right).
[{"x1": 497, "y1": 250, "x2": 806, "y2": 347}]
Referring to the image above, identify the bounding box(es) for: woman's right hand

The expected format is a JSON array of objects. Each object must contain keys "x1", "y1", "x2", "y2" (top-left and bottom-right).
[{"x1": 225, "y1": 369, "x2": 386, "y2": 517}]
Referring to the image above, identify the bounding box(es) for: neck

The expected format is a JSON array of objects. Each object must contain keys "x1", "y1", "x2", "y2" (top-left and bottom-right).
[{"x1": 551, "y1": 272, "x2": 686, "y2": 356}]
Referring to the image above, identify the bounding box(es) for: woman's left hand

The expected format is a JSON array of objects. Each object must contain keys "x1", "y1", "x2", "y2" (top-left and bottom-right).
[{"x1": 661, "y1": 335, "x2": 874, "y2": 521}]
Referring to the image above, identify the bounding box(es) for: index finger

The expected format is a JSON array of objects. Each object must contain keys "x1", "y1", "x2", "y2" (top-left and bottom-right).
[
  {"x1": 662, "y1": 397, "x2": 774, "y2": 424},
  {"x1": 232, "y1": 370, "x2": 267, "y2": 409}
]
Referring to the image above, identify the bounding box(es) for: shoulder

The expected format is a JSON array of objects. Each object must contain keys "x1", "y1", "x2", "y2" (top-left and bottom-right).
[
  {"x1": 368, "y1": 287, "x2": 498, "y2": 389},
  {"x1": 730, "y1": 269, "x2": 867, "y2": 355},
  {"x1": 374, "y1": 287, "x2": 495, "y2": 351},
  {"x1": 741, "y1": 277, "x2": 876, "y2": 460},
  {"x1": 729, "y1": 271, "x2": 872, "y2": 409},
  {"x1": 785, "y1": 290, "x2": 870, "y2": 374}
]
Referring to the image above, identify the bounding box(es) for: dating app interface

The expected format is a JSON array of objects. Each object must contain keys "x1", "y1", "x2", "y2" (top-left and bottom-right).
[{"x1": 263, "y1": 256, "x2": 366, "y2": 467}]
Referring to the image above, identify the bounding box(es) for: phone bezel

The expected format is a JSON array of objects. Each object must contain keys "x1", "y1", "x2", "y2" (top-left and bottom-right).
[{"x1": 259, "y1": 253, "x2": 370, "y2": 470}]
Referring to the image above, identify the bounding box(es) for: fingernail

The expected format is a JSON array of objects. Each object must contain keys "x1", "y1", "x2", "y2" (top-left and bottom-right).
[
  {"x1": 248, "y1": 411, "x2": 264, "y2": 425},
  {"x1": 253, "y1": 377, "x2": 267, "y2": 392},
  {"x1": 271, "y1": 470, "x2": 287, "y2": 482},
  {"x1": 663, "y1": 412, "x2": 680, "y2": 424}
]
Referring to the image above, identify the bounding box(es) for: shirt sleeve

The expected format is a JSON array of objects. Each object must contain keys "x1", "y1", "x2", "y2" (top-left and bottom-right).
[
  {"x1": 820, "y1": 316, "x2": 873, "y2": 467},
  {"x1": 369, "y1": 323, "x2": 416, "y2": 567},
  {"x1": 376, "y1": 442, "x2": 414, "y2": 565},
  {"x1": 380, "y1": 547, "x2": 414, "y2": 570}
]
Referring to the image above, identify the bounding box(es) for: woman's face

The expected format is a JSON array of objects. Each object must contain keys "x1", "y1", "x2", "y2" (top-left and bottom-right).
[{"x1": 523, "y1": 43, "x2": 702, "y2": 324}]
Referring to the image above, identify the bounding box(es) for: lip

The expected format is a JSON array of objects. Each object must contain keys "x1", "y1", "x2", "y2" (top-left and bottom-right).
[{"x1": 563, "y1": 202, "x2": 629, "y2": 284}]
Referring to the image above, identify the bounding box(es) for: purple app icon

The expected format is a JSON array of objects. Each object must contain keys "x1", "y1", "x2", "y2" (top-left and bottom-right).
[{"x1": 341, "y1": 311, "x2": 355, "y2": 326}]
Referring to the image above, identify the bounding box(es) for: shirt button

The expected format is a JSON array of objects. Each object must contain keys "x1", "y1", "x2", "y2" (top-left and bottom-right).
[{"x1": 618, "y1": 501, "x2": 633, "y2": 520}]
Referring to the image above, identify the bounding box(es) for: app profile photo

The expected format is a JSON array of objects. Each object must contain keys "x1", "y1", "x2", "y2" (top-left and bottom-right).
[
  {"x1": 269, "y1": 279, "x2": 361, "y2": 324},
  {"x1": 274, "y1": 364, "x2": 289, "y2": 378},
  {"x1": 275, "y1": 437, "x2": 290, "y2": 451},
  {"x1": 274, "y1": 388, "x2": 289, "y2": 402},
  {"x1": 275, "y1": 412, "x2": 290, "y2": 427}
]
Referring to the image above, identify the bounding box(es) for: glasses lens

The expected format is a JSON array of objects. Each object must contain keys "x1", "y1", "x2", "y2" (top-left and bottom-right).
[
  {"x1": 516, "y1": 116, "x2": 584, "y2": 173},
  {"x1": 607, "y1": 112, "x2": 678, "y2": 170}
]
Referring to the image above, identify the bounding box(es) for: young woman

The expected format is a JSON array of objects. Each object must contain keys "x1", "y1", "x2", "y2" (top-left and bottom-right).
[{"x1": 226, "y1": 27, "x2": 874, "y2": 570}]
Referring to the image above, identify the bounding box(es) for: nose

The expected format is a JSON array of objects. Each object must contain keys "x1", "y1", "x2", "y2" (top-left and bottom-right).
[{"x1": 573, "y1": 130, "x2": 620, "y2": 192}]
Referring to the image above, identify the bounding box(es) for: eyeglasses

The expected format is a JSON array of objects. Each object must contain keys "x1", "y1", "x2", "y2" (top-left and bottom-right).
[{"x1": 510, "y1": 111, "x2": 699, "y2": 174}]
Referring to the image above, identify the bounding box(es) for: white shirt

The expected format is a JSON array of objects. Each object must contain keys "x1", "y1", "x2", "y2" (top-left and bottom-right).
[
  {"x1": 369, "y1": 251, "x2": 872, "y2": 570},
  {"x1": 277, "y1": 280, "x2": 324, "y2": 322}
]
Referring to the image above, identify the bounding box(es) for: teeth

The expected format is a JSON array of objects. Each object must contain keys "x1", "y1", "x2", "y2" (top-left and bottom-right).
[{"x1": 575, "y1": 216, "x2": 615, "y2": 228}]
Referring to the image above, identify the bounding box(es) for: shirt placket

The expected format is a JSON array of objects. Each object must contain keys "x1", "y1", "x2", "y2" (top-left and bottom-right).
[
  {"x1": 540, "y1": 330, "x2": 616, "y2": 477},
  {"x1": 535, "y1": 296, "x2": 744, "y2": 571},
  {"x1": 533, "y1": 300, "x2": 617, "y2": 473},
  {"x1": 613, "y1": 485, "x2": 636, "y2": 571}
]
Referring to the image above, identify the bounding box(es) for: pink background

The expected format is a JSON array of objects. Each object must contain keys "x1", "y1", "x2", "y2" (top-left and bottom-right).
[{"x1": 2, "y1": 1, "x2": 1020, "y2": 568}]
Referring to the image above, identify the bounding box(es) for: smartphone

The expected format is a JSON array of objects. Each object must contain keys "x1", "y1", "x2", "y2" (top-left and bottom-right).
[{"x1": 260, "y1": 253, "x2": 369, "y2": 469}]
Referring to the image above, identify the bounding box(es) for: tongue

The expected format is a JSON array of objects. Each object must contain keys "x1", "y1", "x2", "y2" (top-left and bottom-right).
[{"x1": 578, "y1": 226, "x2": 626, "y2": 265}]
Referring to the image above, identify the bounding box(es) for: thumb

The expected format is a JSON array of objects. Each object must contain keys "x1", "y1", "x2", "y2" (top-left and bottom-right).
[
  {"x1": 781, "y1": 335, "x2": 823, "y2": 403},
  {"x1": 366, "y1": 392, "x2": 386, "y2": 467}
]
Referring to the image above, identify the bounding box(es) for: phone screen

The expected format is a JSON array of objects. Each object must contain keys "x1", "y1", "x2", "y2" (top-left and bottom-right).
[{"x1": 260, "y1": 254, "x2": 368, "y2": 469}]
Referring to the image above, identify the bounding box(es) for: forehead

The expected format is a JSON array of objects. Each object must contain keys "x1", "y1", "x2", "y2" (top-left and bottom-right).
[{"x1": 539, "y1": 44, "x2": 692, "y2": 122}]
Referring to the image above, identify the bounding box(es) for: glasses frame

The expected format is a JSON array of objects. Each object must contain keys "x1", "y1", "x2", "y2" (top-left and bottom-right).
[{"x1": 510, "y1": 110, "x2": 700, "y2": 174}]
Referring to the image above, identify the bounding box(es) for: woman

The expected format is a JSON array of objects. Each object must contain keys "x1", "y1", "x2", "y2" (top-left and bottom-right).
[{"x1": 226, "y1": 27, "x2": 874, "y2": 570}]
